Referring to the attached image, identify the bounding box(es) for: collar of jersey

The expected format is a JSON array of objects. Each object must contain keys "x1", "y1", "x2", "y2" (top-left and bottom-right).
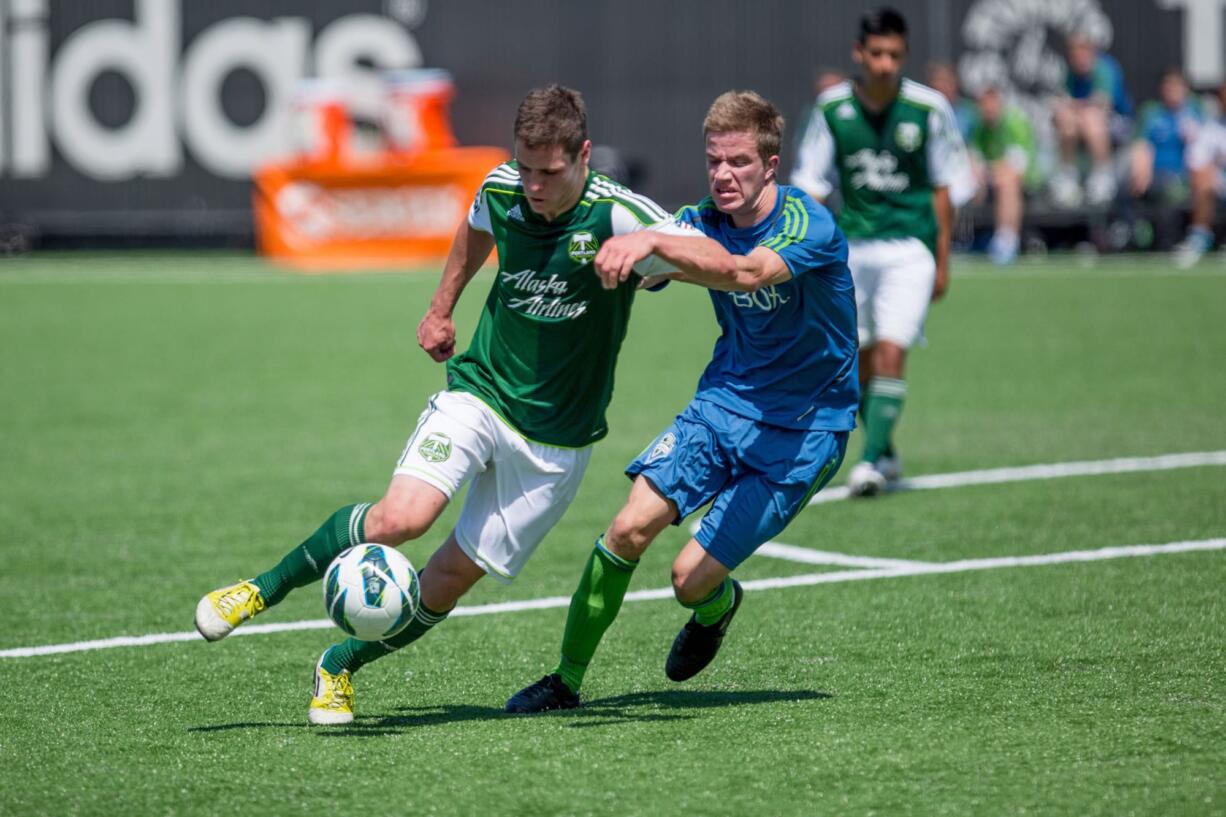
[{"x1": 852, "y1": 79, "x2": 900, "y2": 125}]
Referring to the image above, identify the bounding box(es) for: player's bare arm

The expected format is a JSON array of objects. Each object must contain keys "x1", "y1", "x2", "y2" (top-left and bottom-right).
[
  {"x1": 671, "y1": 245, "x2": 793, "y2": 293},
  {"x1": 417, "y1": 221, "x2": 496, "y2": 362},
  {"x1": 593, "y1": 230, "x2": 734, "y2": 290},
  {"x1": 931, "y1": 185, "x2": 952, "y2": 302}
]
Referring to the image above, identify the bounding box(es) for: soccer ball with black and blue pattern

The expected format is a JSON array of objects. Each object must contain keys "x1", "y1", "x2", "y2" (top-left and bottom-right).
[{"x1": 323, "y1": 544, "x2": 421, "y2": 641}]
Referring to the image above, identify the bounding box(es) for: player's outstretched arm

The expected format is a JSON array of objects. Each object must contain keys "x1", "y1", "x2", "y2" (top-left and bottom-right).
[
  {"x1": 593, "y1": 231, "x2": 735, "y2": 290},
  {"x1": 417, "y1": 221, "x2": 496, "y2": 362},
  {"x1": 671, "y1": 245, "x2": 793, "y2": 293}
]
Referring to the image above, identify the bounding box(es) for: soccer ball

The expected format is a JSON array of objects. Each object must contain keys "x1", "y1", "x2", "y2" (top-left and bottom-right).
[{"x1": 323, "y1": 544, "x2": 421, "y2": 641}]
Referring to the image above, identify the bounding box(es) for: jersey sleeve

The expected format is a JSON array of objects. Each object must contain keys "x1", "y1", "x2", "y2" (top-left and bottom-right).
[
  {"x1": 467, "y1": 186, "x2": 493, "y2": 233},
  {"x1": 468, "y1": 164, "x2": 518, "y2": 234},
  {"x1": 792, "y1": 105, "x2": 839, "y2": 200},
  {"x1": 609, "y1": 197, "x2": 703, "y2": 277},
  {"x1": 926, "y1": 98, "x2": 977, "y2": 208},
  {"x1": 757, "y1": 193, "x2": 844, "y2": 279}
]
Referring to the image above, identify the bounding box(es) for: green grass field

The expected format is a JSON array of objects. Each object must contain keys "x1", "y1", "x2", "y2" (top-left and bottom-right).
[{"x1": 1, "y1": 252, "x2": 1224, "y2": 816}]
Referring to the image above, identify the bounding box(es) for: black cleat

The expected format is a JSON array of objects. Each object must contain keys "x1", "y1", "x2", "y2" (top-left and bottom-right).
[
  {"x1": 505, "y1": 673, "x2": 580, "y2": 714},
  {"x1": 665, "y1": 580, "x2": 744, "y2": 682}
]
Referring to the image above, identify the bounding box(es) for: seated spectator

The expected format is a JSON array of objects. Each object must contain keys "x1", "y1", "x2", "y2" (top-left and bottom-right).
[
  {"x1": 1174, "y1": 82, "x2": 1226, "y2": 267},
  {"x1": 927, "y1": 61, "x2": 977, "y2": 143},
  {"x1": 1051, "y1": 34, "x2": 1133, "y2": 207},
  {"x1": 1130, "y1": 68, "x2": 1202, "y2": 202},
  {"x1": 969, "y1": 85, "x2": 1037, "y2": 264}
]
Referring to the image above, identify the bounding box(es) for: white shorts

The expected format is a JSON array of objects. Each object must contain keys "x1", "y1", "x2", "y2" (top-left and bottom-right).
[
  {"x1": 393, "y1": 391, "x2": 592, "y2": 583},
  {"x1": 848, "y1": 237, "x2": 936, "y2": 349}
]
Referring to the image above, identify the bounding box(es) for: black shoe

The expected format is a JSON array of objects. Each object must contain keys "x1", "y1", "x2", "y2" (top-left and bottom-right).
[
  {"x1": 505, "y1": 673, "x2": 580, "y2": 714},
  {"x1": 665, "y1": 580, "x2": 743, "y2": 682}
]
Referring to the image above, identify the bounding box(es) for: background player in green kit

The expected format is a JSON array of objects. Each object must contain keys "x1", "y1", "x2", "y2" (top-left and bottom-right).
[
  {"x1": 794, "y1": 7, "x2": 974, "y2": 497},
  {"x1": 192, "y1": 85, "x2": 728, "y2": 725}
]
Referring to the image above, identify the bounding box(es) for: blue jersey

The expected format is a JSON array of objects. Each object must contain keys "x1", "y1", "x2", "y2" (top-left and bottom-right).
[
  {"x1": 1137, "y1": 100, "x2": 1202, "y2": 177},
  {"x1": 676, "y1": 185, "x2": 859, "y2": 432},
  {"x1": 1066, "y1": 54, "x2": 1133, "y2": 117}
]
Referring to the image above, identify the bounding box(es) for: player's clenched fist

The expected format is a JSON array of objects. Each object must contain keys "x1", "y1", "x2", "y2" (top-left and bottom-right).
[
  {"x1": 417, "y1": 310, "x2": 456, "y2": 362},
  {"x1": 594, "y1": 232, "x2": 658, "y2": 290}
]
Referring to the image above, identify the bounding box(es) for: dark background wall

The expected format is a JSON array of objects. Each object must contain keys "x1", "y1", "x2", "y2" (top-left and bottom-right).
[{"x1": 0, "y1": 0, "x2": 1208, "y2": 243}]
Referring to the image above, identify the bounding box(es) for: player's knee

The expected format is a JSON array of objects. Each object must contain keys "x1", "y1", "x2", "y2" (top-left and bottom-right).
[
  {"x1": 871, "y1": 343, "x2": 906, "y2": 377},
  {"x1": 364, "y1": 501, "x2": 433, "y2": 544},
  {"x1": 671, "y1": 567, "x2": 706, "y2": 606},
  {"x1": 604, "y1": 514, "x2": 653, "y2": 561}
]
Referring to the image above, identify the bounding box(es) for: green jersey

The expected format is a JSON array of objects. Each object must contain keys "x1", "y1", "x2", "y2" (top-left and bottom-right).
[
  {"x1": 970, "y1": 105, "x2": 1040, "y2": 187},
  {"x1": 793, "y1": 79, "x2": 973, "y2": 249},
  {"x1": 446, "y1": 162, "x2": 692, "y2": 448}
]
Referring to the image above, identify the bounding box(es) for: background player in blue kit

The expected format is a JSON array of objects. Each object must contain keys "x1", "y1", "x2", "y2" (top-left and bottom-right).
[{"x1": 507, "y1": 91, "x2": 860, "y2": 712}]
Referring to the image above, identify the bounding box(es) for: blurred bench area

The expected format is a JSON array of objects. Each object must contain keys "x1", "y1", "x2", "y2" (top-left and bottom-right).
[{"x1": 0, "y1": 0, "x2": 1222, "y2": 266}]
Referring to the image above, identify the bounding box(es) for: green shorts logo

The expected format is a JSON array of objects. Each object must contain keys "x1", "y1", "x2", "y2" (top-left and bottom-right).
[
  {"x1": 418, "y1": 432, "x2": 453, "y2": 463},
  {"x1": 568, "y1": 231, "x2": 600, "y2": 264}
]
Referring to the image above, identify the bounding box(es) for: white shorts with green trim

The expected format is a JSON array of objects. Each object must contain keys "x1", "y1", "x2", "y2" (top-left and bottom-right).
[
  {"x1": 848, "y1": 237, "x2": 936, "y2": 349},
  {"x1": 393, "y1": 390, "x2": 591, "y2": 582}
]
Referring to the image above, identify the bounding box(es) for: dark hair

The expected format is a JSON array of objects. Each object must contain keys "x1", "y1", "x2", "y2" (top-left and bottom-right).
[
  {"x1": 703, "y1": 90, "x2": 785, "y2": 163},
  {"x1": 858, "y1": 7, "x2": 908, "y2": 43},
  {"x1": 513, "y1": 84, "x2": 588, "y2": 157}
]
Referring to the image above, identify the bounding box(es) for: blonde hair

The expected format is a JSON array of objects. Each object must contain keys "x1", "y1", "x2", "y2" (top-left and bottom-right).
[{"x1": 702, "y1": 91, "x2": 784, "y2": 163}]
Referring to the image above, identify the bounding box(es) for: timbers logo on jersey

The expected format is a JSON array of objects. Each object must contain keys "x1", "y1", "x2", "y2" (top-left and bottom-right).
[{"x1": 567, "y1": 231, "x2": 600, "y2": 264}]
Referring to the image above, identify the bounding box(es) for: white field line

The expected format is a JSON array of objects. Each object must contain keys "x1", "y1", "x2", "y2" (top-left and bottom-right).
[
  {"x1": 755, "y1": 542, "x2": 931, "y2": 569},
  {"x1": 2, "y1": 537, "x2": 1222, "y2": 660},
  {"x1": 808, "y1": 450, "x2": 1226, "y2": 507}
]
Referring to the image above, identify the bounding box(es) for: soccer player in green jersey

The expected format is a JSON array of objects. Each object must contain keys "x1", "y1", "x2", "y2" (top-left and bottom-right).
[
  {"x1": 793, "y1": 6, "x2": 974, "y2": 497},
  {"x1": 193, "y1": 85, "x2": 728, "y2": 725}
]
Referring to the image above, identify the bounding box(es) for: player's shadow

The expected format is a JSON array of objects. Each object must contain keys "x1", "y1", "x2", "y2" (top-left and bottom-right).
[
  {"x1": 557, "y1": 688, "x2": 833, "y2": 728},
  {"x1": 189, "y1": 689, "x2": 833, "y2": 736},
  {"x1": 189, "y1": 721, "x2": 311, "y2": 733},
  {"x1": 320, "y1": 703, "x2": 508, "y2": 736},
  {"x1": 323, "y1": 688, "x2": 832, "y2": 735}
]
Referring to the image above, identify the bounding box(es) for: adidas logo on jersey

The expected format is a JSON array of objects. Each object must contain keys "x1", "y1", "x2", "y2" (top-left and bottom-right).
[{"x1": 507, "y1": 204, "x2": 524, "y2": 221}]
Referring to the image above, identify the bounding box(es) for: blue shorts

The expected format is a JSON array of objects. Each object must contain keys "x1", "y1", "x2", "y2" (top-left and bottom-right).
[{"x1": 626, "y1": 399, "x2": 848, "y2": 570}]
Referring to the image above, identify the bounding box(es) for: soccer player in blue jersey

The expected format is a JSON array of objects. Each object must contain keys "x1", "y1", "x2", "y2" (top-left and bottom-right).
[{"x1": 507, "y1": 91, "x2": 860, "y2": 712}]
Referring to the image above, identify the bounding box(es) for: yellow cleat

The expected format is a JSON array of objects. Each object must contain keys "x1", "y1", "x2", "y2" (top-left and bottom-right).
[
  {"x1": 194, "y1": 580, "x2": 266, "y2": 642},
  {"x1": 309, "y1": 657, "x2": 355, "y2": 725}
]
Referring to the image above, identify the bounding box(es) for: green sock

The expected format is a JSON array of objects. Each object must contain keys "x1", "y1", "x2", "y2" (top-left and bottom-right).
[
  {"x1": 252, "y1": 503, "x2": 372, "y2": 606},
  {"x1": 553, "y1": 536, "x2": 638, "y2": 693},
  {"x1": 861, "y1": 376, "x2": 906, "y2": 463},
  {"x1": 685, "y1": 577, "x2": 735, "y2": 625},
  {"x1": 321, "y1": 599, "x2": 450, "y2": 675}
]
